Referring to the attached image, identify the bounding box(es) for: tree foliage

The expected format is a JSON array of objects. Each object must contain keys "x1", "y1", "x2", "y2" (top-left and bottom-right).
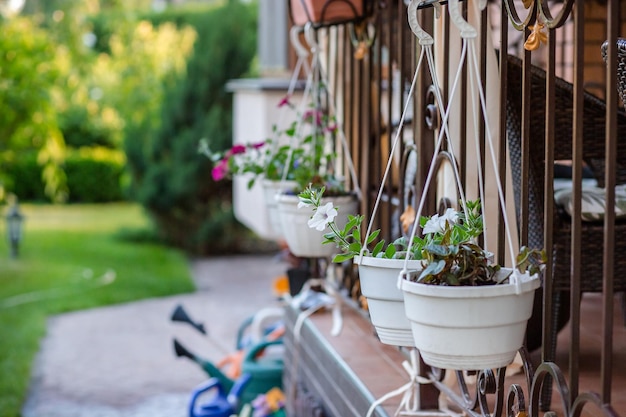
[
  {"x1": 1, "y1": 0, "x2": 260, "y2": 254},
  {"x1": 1, "y1": 1, "x2": 197, "y2": 203},
  {"x1": 128, "y1": 1, "x2": 259, "y2": 254},
  {"x1": 0, "y1": 16, "x2": 67, "y2": 201}
]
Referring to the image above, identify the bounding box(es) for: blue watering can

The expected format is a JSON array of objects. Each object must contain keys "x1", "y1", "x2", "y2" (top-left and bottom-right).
[{"x1": 188, "y1": 373, "x2": 251, "y2": 417}]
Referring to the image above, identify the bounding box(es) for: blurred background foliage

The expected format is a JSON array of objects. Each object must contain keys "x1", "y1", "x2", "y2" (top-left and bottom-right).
[{"x1": 0, "y1": 0, "x2": 263, "y2": 254}]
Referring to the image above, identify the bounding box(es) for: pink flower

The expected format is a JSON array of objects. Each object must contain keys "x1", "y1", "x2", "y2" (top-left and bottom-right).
[
  {"x1": 251, "y1": 141, "x2": 265, "y2": 149},
  {"x1": 277, "y1": 95, "x2": 292, "y2": 108},
  {"x1": 229, "y1": 144, "x2": 247, "y2": 155},
  {"x1": 325, "y1": 123, "x2": 338, "y2": 133},
  {"x1": 211, "y1": 159, "x2": 229, "y2": 181},
  {"x1": 303, "y1": 109, "x2": 323, "y2": 126}
]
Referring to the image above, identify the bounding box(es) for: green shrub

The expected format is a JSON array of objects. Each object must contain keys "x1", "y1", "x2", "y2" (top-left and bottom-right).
[
  {"x1": 2, "y1": 148, "x2": 126, "y2": 203},
  {"x1": 0, "y1": 17, "x2": 67, "y2": 202},
  {"x1": 65, "y1": 147, "x2": 126, "y2": 203},
  {"x1": 2, "y1": 152, "x2": 47, "y2": 202},
  {"x1": 127, "y1": 1, "x2": 259, "y2": 255},
  {"x1": 58, "y1": 105, "x2": 118, "y2": 149}
]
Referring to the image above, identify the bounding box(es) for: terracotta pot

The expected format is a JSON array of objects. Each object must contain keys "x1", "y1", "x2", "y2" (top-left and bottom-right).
[
  {"x1": 401, "y1": 268, "x2": 541, "y2": 370},
  {"x1": 290, "y1": 0, "x2": 364, "y2": 26}
]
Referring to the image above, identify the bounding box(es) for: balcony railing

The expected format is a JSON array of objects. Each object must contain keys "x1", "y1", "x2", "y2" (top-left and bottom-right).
[{"x1": 284, "y1": 0, "x2": 625, "y2": 416}]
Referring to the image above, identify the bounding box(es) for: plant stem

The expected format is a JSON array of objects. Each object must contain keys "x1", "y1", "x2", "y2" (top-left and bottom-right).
[{"x1": 327, "y1": 220, "x2": 352, "y2": 251}]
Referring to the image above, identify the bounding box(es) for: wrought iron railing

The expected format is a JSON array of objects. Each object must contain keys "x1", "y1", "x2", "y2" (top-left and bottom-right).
[{"x1": 303, "y1": 0, "x2": 623, "y2": 416}]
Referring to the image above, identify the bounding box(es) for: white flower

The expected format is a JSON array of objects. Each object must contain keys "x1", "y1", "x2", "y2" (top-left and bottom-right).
[
  {"x1": 307, "y1": 202, "x2": 338, "y2": 231},
  {"x1": 423, "y1": 208, "x2": 459, "y2": 235}
]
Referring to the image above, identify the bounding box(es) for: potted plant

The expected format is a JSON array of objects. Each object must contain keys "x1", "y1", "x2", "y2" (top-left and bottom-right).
[
  {"x1": 202, "y1": 94, "x2": 358, "y2": 253},
  {"x1": 274, "y1": 101, "x2": 359, "y2": 259},
  {"x1": 398, "y1": 199, "x2": 546, "y2": 370},
  {"x1": 296, "y1": 187, "x2": 480, "y2": 346},
  {"x1": 298, "y1": 189, "x2": 545, "y2": 358},
  {"x1": 201, "y1": 138, "x2": 298, "y2": 240},
  {"x1": 199, "y1": 98, "x2": 303, "y2": 239}
]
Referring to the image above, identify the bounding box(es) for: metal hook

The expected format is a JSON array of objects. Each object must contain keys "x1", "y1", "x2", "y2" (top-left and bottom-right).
[
  {"x1": 290, "y1": 25, "x2": 309, "y2": 58},
  {"x1": 448, "y1": 0, "x2": 477, "y2": 39},
  {"x1": 408, "y1": 0, "x2": 434, "y2": 46},
  {"x1": 348, "y1": 20, "x2": 376, "y2": 60},
  {"x1": 304, "y1": 22, "x2": 319, "y2": 54}
]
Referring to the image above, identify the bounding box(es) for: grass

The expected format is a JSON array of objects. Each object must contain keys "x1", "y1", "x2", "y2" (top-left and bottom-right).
[{"x1": 0, "y1": 203, "x2": 196, "y2": 417}]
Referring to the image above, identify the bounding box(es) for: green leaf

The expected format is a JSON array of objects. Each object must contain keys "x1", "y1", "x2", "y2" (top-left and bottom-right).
[
  {"x1": 366, "y1": 229, "x2": 380, "y2": 244},
  {"x1": 372, "y1": 240, "x2": 385, "y2": 257},
  {"x1": 384, "y1": 244, "x2": 396, "y2": 259},
  {"x1": 445, "y1": 272, "x2": 460, "y2": 285},
  {"x1": 345, "y1": 216, "x2": 359, "y2": 230},
  {"x1": 348, "y1": 242, "x2": 361, "y2": 253},
  {"x1": 424, "y1": 243, "x2": 450, "y2": 257},
  {"x1": 333, "y1": 253, "x2": 355, "y2": 263},
  {"x1": 419, "y1": 260, "x2": 445, "y2": 279}
]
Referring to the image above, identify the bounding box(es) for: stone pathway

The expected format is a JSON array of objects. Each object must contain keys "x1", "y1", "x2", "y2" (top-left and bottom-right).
[{"x1": 21, "y1": 255, "x2": 288, "y2": 417}]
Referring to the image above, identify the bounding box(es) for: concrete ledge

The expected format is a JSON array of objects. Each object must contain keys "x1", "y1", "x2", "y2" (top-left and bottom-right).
[
  {"x1": 225, "y1": 77, "x2": 306, "y2": 93},
  {"x1": 283, "y1": 304, "x2": 438, "y2": 417}
]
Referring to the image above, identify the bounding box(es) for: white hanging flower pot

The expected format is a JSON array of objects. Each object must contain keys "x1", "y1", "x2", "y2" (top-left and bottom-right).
[
  {"x1": 356, "y1": 256, "x2": 422, "y2": 347},
  {"x1": 261, "y1": 179, "x2": 298, "y2": 240},
  {"x1": 276, "y1": 193, "x2": 358, "y2": 258},
  {"x1": 401, "y1": 268, "x2": 541, "y2": 370}
]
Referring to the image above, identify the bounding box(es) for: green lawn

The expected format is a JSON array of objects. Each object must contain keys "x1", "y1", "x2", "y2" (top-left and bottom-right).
[{"x1": 0, "y1": 203, "x2": 196, "y2": 417}]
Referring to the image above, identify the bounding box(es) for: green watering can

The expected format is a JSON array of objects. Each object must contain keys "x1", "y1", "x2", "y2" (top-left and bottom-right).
[{"x1": 174, "y1": 338, "x2": 284, "y2": 406}]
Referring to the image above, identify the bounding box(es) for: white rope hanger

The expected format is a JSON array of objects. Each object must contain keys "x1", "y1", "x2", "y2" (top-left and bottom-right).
[
  {"x1": 280, "y1": 23, "x2": 362, "y2": 200},
  {"x1": 363, "y1": 2, "x2": 464, "y2": 416},
  {"x1": 400, "y1": 0, "x2": 527, "y2": 292}
]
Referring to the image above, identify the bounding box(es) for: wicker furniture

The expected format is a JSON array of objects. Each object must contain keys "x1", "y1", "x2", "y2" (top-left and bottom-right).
[
  {"x1": 505, "y1": 53, "x2": 626, "y2": 409},
  {"x1": 505, "y1": 54, "x2": 626, "y2": 349},
  {"x1": 602, "y1": 38, "x2": 626, "y2": 105}
]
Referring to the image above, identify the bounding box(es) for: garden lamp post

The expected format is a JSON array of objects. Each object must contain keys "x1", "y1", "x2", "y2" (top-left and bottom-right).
[{"x1": 6, "y1": 197, "x2": 23, "y2": 258}]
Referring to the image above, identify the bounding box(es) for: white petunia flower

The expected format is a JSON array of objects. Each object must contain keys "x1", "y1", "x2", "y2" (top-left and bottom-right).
[
  {"x1": 423, "y1": 208, "x2": 459, "y2": 235},
  {"x1": 441, "y1": 208, "x2": 459, "y2": 225},
  {"x1": 307, "y1": 202, "x2": 338, "y2": 231}
]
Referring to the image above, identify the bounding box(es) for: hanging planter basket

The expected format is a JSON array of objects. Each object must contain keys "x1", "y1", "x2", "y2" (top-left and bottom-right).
[
  {"x1": 290, "y1": 0, "x2": 367, "y2": 27},
  {"x1": 276, "y1": 193, "x2": 358, "y2": 258},
  {"x1": 356, "y1": 256, "x2": 421, "y2": 347},
  {"x1": 261, "y1": 179, "x2": 298, "y2": 240},
  {"x1": 401, "y1": 268, "x2": 540, "y2": 370}
]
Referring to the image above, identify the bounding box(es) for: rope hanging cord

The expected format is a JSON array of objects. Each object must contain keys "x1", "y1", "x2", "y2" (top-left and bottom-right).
[{"x1": 280, "y1": 23, "x2": 361, "y2": 200}]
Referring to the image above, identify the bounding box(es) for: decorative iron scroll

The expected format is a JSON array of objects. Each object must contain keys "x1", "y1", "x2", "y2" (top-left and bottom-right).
[{"x1": 421, "y1": 348, "x2": 620, "y2": 417}]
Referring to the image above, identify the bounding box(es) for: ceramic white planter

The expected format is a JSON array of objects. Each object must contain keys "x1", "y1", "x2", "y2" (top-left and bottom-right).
[
  {"x1": 261, "y1": 179, "x2": 297, "y2": 240},
  {"x1": 401, "y1": 268, "x2": 541, "y2": 370},
  {"x1": 276, "y1": 193, "x2": 358, "y2": 258},
  {"x1": 356, "y1": 256, "x2": 422, "y2": 347}
]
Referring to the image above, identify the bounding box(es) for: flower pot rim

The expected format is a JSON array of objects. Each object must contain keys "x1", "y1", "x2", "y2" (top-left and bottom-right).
[
  {"x1": 355, "y1": 255, "x2": 423, "y2": 269},
  {"x1": 276, "y1": 191, "x2": 358, "y2": 201},
  {"x1": 261, "y1": 178, "x2": 298, "y2": 186},
  {"x1": 401, "y1": 267, "x2": 541, "y2": 298}
]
